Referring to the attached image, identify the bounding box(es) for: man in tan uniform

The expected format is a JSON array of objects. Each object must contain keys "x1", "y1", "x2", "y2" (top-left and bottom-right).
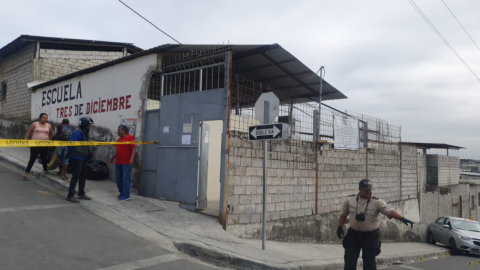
[{"x1": 337, "y1": 179, "x2": 414, "y2": 270}]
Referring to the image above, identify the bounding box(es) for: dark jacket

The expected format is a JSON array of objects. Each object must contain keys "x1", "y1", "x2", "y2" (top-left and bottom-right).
[{"x1": 68, "y1": 129, "x2": 89, "y2": 160}]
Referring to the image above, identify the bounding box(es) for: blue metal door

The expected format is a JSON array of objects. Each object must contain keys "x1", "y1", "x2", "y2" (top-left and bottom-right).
[
  {"x1": 141, "y1": 110, "x2": 160, "y2": 197},
  {"x1": 156, "y1": 89, "x2": 224, "y2": 210}
]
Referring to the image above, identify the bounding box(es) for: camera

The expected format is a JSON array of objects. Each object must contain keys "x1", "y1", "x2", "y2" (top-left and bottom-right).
[{"x1": 355, "y1": 213, "x2": 366, "y2": 221}]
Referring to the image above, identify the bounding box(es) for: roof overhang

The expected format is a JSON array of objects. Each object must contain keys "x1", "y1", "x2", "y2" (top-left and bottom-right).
[
  {"x1": 31, "y1": 43, "x2": 347, "y2": 102},
  {"x1": 161, "y1": 44, "x2": 347, "y2": 102},
  {"x1": 402, "y1": 142, "x2": 465, "y2": 149}
]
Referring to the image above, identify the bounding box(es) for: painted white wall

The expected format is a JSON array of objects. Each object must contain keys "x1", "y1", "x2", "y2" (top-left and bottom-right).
[
  {"x1": 206, "y1": 120, "x2": 223, "y2": 202},
  {"x1": 31, "y1": 54, "x2": 158, "y2": 139},
  {"x1": 450, "y1": 184, "x2": 469, "y2": 196}
]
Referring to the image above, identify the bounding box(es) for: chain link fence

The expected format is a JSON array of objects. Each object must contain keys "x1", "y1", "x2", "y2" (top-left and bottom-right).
[
  {"x1": 346, "y1": 110, "x2": 401, "y2": 144},
  {"x1": 229, "y1": 74, "x2": 401, "y2": 147}
]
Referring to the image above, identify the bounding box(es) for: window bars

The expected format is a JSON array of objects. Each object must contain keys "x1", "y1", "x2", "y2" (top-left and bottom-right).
[{"x1": 146, "y1": 48, "x2": 229, "y2": 111}]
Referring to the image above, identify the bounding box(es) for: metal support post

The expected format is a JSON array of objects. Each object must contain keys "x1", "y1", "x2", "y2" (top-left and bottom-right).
[
  {"x1": 318, "y1": 66, "x2": 324, "y2": 138},
  {"x1": 199, "y1": 69, "x2": 203, "y2": 91},
  {"x1": 313, "y1": 110, "x2": 319, "y2": 142},
  {"x1": 262, "y1": 100, "x2": 269, "y2": 250},
  {"x1": 160, "y1": 75, "x2": 165, "y2": 97}
]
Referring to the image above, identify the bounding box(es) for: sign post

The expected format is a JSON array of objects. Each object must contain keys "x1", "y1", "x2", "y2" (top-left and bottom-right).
[
  {"x1": 249, "y1": 92, "x2": 287, "y2": 251},
  {"x1": 262, "y1": 100, "x2": 269, "y2": 250}
]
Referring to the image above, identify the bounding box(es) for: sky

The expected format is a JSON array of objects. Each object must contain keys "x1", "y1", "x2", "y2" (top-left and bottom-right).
[{"x1": 1, "y1": 0, "x2": 479, "y2": 159}]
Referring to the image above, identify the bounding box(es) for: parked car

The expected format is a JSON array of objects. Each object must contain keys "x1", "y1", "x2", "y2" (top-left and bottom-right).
[{"x1": 428, "y1": 216, "x2": 480, "y2": 254}]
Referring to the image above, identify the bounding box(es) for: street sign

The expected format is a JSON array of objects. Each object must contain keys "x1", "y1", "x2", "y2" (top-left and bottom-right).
[
  {"x1": 248, "y1": 123, "x2": 287, "y2": 141},
  {"x1": 255, "y1": 92, "x2": 280, "y2": 124},
  {"x1": 252, "y1": 93, "x2": 284, "y2": 251}
]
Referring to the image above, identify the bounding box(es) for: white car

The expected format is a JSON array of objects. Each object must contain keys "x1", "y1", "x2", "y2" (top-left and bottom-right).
[{"x1": 428, "y1": 216, "x2": 480, "y2": 254}]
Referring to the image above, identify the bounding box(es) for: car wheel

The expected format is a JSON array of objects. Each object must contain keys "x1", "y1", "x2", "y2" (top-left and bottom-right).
[
  {"x1": 449, "y1": 238, "x2": 459, "y2": 255},
  {"x1": 428, "y1": 232, "x2": 436, "y2": 244}
]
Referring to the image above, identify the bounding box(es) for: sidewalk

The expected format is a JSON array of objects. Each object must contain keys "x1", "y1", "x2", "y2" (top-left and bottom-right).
[{"x1": 0, "y1": 146, "x2": 450, "y2": 270}]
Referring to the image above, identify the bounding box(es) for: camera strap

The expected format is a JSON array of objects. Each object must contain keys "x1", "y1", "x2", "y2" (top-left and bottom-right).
[{"x1": 356, "y1": 196, "x2": 371, "y2": 215}]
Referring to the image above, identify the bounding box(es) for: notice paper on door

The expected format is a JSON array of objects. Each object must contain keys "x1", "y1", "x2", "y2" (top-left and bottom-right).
[{"x1": 181, "y1": 135, "x2": 191, "y2": 145}]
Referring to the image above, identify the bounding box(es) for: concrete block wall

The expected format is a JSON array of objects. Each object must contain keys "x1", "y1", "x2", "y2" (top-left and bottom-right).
[
  {"x1": 401, "y1": 146, "x2": 419, "y2": 200},
  {"x1": 227, "y1": 131, "x2": 425, "y2": 227},
  {"x1": 419, "y1": 189, "x2": 478, "y2": 227},
  {"x1": 317, "y1": 145, "x2": 367, "y2": 213},
  {"x1": 426, "y1": 155, "x2": 460, "y2": 186},
  {"x1": 420, "y1": 191, "x2": 455, "y2": 226},
  {"x1": 319, "y1": 144, "x2": 418, "y2": 212},
  {"x1": 0, "y1": 44, "x2": 35, "y2": 121},
  {"x1": 227, "y1": 131, "x2": 317, "y2": 225},
  {"x1": 227, "y1": 198, "x2": 424, "y2": 244},
  {"x1": 367, "y1": 145, "x2": 401, "y2": 202},
  {"x1": 460, "y1": 194, "x2": 469, "y2": 218},
  {"x1": 417, "y1": 155, "x2": 427, "y2": 193},
  {"x1": 469, "y1": 185, "x2": 480, "y2": 220},
  {"x1": 226, "y1": 132, "x2": 473, "y2": 243},
  {"x1": 0, "y1": 46, "x2": 126, "y2": 123},
  {"x1": 37, "y1": 49, "x2": 125, "y2": 82}
]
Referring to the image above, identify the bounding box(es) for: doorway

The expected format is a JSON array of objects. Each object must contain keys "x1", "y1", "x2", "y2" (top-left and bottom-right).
[{"x1": 198, "y1": 120, "x2": 223, "y2": 217}]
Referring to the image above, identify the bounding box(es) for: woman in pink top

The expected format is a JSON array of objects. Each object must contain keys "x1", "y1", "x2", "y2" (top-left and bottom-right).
[{"x1": 24, "y1": 113, "x2": 53, "y2": 178}]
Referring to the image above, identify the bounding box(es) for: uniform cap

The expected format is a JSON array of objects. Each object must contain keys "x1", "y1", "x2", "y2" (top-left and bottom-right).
[{"x1": 359, "y1": 179, "x2": 373, "y2": 191}]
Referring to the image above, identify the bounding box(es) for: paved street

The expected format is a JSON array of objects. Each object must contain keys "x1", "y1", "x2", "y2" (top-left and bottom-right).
[
  {"x1": 383, "y1": 253, "x2": 480, "y2": 270},
  {"x1": 0, "y1": 163, "x2": 220, "y2": 270}
]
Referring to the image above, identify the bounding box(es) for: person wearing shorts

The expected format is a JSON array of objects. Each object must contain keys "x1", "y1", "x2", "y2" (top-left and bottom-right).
[{"x1": 56, "y1": 146, "x2": 69, "y2": 180}]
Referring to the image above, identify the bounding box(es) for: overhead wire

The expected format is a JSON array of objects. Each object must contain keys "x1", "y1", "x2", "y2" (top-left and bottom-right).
[
  {"x1": 117, "y1": 0, "x2": 194, "y2": 53},
  {"x1": 407, "y1": 0, "x2": 480, "y2": 83},
  {"x1": 441, "y1": 0, "x2": 480, "y2": 53}
]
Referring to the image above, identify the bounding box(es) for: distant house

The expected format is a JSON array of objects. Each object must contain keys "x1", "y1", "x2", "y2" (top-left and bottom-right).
[{"x1": 0, "y1": 35, "x2": 142, "y2": 122}]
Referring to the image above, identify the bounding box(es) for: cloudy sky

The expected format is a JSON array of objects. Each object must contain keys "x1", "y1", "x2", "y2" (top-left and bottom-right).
[{"x1": 2, "y1": 0, "x2": 479, "y2": 158}]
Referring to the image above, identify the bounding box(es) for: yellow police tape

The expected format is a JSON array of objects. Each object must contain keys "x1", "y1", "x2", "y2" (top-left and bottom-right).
[{"x1": 0, "y1": 139, "x2": 158, "y2": 147}]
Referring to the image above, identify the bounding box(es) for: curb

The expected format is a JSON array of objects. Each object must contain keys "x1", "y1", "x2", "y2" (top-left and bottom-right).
[
  {"x1": 175, "y1": 239, "x2": 451, "y2": 270},
  {"x1": 175, "y1": 240, "x2": 300, "y2": 270},
  {"x1": 0, "y1": 153, "x2": 68, "y2": 191},
  {"x1": 377, "y1": 249, "x2": 450, "y2": 266}
]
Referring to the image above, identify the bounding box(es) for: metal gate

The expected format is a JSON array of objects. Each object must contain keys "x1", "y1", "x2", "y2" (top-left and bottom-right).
[
  {"x1": 156, "y1": 89, "x2": 224, "y2": 210},
  {"x1": 142, "y1": 51, "x2": 229, "y2": 211},
  {"x1": 141, "y1": 109, "x2": 160, "y2": 198}
]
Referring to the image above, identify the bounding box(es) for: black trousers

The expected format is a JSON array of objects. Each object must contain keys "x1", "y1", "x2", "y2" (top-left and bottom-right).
[
  {"x1": 25, "y1": 147, "x2": 48, "y2": 173},
  {"x1": 67, "y1": 159, "x2": 87, "y2": 198},
  {"x1": 343, "y1": 228, "x2": 381, "y2": 270}
]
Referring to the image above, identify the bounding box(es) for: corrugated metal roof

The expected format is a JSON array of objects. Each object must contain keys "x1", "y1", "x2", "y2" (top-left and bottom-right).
[
  {"x1": 31, "y1": 43, "x2": 347, "y2": 101},
  {"x1": 165, "y1": 44, "x2": 346, "y2": 101},
  {"x1": 402, "y1": 142, "x2": 465, "y2": 149}
]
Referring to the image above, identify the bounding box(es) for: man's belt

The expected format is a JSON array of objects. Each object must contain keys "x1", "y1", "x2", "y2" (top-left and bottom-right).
[{"x1": 348, "y1": 228, "x2": 379, "y2": 235}]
